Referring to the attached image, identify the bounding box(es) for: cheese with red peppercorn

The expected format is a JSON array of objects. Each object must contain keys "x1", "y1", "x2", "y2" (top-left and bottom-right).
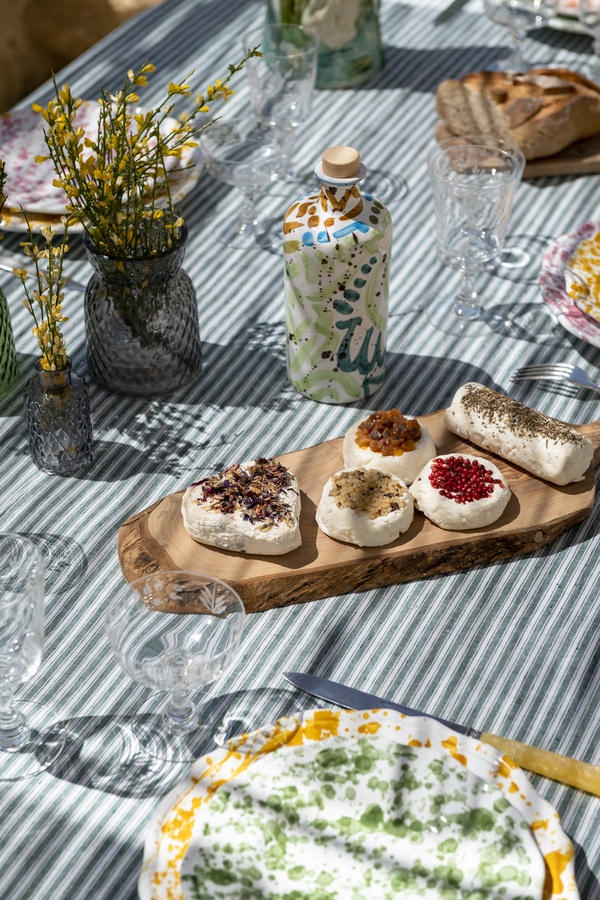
[
  {"x1": 316, "y1": 467, "x2": 414, "y2": 547},
  {"x1": 409, "y1": 454, "x2": 511, "y2": 530},
  {"x1": 445, "y1": 383, "x2": 593, "y2": 486},
  {"x1": 343, "y1": 409, "x2": 437, "y2": 485},
  {"x1": 181, "y1": 457, "x2": 301, "y2": 555}
]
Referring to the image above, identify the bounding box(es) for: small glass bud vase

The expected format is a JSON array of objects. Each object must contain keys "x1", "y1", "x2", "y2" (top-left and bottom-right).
[
  {"x1": 0, "y1": 287, "x2": 19, "y2": 397},
  {"x1": 25, "y1": 359, "x2": 93, "y2": 476}
]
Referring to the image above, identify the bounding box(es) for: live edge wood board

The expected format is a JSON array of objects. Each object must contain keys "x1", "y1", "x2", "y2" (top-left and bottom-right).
[{"x1": 117, "y1": 408, "x2": 600, "y2": 613}]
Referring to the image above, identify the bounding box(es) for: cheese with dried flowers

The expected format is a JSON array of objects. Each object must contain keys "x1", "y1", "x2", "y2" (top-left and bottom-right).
[
  {"x1": 445, "y1": 383, "x2": 593, "y2": 485},
  {"x1": 343, "y1": 409, "x2": 436, "y2": 485},
  {"x1": 316, "y1": 467, "x2": 414, "y2": 547},
  {"x1": 409, "y1": 453, "x2": 511, "y2": 530},
  {"x1": 181, "y1": 457, "x2": 301, "y2": 555}
]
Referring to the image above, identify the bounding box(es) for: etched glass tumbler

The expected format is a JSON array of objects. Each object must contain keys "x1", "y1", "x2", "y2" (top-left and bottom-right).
[
  {"x1": 0, "y1": 533, "x2": 64, "y2": 780},
  {"x1": 104, "y1": 571, "x2": 246, "y2": 762},
  {"x1": 428, "y1": 136, "x2": 525, "y2": 337}
]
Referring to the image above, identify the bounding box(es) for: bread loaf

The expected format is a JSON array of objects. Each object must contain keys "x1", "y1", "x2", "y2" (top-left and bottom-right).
[{"x1": 435, "y1": 67, "x2": 600, "y2": 159}]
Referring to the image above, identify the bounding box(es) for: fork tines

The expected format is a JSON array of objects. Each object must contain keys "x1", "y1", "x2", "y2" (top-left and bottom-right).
[{"x1": 512, "y1": 364, "x2": 573, "y2": 380}]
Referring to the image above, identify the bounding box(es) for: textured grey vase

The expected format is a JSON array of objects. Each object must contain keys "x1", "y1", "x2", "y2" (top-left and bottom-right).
[
  {"x1": 83, "y1": 225, "x2": 202, "y2": 398},
  {"x1": 25, "y1": 359, "x2": 93, "y2": 476}
]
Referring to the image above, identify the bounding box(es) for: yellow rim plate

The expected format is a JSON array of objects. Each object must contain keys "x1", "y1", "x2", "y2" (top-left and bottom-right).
[{"x1": 138, "y1": 707, "x2": 578, "y2": 900}]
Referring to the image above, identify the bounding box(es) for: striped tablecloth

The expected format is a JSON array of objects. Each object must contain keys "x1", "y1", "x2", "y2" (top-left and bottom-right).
[{"x1": 1, "y1": 0, "x2": 600, "y2": 896}]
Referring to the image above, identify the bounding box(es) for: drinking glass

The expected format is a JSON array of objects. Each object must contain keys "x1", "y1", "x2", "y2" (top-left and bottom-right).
[
  {"x1": 104, "y1": 571, "x2": 246, "y2": 763},
  {"x1": 243, "y1": 23, "x2": 319, "y2": 187},
  {"x1": 579, "y1": 0, "x2": 600, "y2": 80},
  {"x1": 0, "y1": 533, "x2": 65, "y2": 780},
  {"x1": 199, "y1": 118, "x2": 287, "y2": 250},
  {"x1": 483, "y1": 0, "x2": 558, "y2": 71},
  {"x1": 428, "y1": 135, "x2": 525, "y2": 337}
]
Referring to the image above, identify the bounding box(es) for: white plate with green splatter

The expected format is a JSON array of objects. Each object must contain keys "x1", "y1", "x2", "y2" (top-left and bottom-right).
[{"x1": 138, "y1": 708, "x2": 578, "y2": 900}]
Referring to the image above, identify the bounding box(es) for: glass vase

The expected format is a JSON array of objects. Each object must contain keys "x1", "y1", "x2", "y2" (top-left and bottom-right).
[
  {"x1": 82, "y1": 225, "x2": 202, "y2": 398},
  {"x1": 267, "y1": 0, "x2": 384, "y2": 89},
  {"x1": 0, "y1": 287, "x2": 19, "y2": 397},
  {"x1": 25, "y1": 359, "x2": 93, "y2": 476}
]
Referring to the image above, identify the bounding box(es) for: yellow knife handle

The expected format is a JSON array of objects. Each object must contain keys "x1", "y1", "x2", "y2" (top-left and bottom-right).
[{"x1": 481, "y1": 731, "x2": 600, "y2": 796}]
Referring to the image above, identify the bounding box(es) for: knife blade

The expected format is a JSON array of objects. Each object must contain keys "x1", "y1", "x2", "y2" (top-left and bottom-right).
[
  {"x1": 283, "y1": 672, "x2": 600, "y2": 796},
  {"x1": 433, "y1": 0, "x2": 470, "y2": 24}
]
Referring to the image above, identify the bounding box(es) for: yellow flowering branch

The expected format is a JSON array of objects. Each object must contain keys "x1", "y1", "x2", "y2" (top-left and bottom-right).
[
  {"x1": 34, "y1": 53, "x2": 261, "y2": 258},
  {"x1": 15, "y1": 214, "x2": 69, "y2": 370}
]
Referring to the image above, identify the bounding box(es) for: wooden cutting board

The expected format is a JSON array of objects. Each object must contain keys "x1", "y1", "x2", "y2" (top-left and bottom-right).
[
  {"x1": 117, "y1": 409, "x2": 600, "y2": 613},
  {"x1": 434, "y1": 123, "x2": 600, "y2": 177}
]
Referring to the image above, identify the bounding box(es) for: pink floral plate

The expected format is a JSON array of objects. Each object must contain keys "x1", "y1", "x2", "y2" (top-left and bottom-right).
[
  {"x1": 0, "y1": 103, "x2": 203, "y2": 230},
  {"x1": 539, "y1": 219, "x2": 600, "y2": 348}
]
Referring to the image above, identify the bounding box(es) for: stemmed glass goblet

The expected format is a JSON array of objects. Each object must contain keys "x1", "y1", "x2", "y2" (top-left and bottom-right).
[
  {"x1": 483, "y1": 0, "x2": 558, "y2": 71},
  {"x1": 243, "y1": 23, "x2": 319, "y2": 190},
  {"x1": 579, "y1": 0, "x2": 600, "y2": 81},
  {"x1": 0, "y1": 532, "x2": 65, "y2": 780},
  {"x1": 104, "y1": 570, "x2": 246, "y2": 763},
  {"x1": 428, "y1": 135, "x2": 525, "y2": 337},
  {"x1": 200, "y1": 118, "x2": 287, "y2": 250}
]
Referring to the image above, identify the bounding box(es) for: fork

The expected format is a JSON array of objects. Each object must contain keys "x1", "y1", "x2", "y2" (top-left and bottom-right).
[{"x1": 512, "y1": 363, "x2": 600, "y2": 394}]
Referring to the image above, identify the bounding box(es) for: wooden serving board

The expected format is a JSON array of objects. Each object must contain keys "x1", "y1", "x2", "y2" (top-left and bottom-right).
[
  {"x1": 117, "y1": 409, "x2": 600, "y2": 613},
  {"x1": 434, "y1": 123, "x2": 600, "y2": 177}
]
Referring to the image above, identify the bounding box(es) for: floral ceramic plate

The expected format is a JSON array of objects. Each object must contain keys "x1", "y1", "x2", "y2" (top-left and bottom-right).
[
  {"x1": 0, "y1": 103, "x2": 203, "y2": 231},
  {"x1": 539, "y1": 220, "x2": 600, "y2": 347},
  {"x1": 138, "y1": 707, "x2": 578, "y2": 900}
]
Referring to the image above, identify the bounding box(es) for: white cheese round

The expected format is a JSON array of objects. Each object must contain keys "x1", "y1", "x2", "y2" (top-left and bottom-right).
[
  {"x1": 409, "y1": 453, "x2": 511, "y2": 530},
  {"x1": 316, "y1": 467, "x2": 413, "y2": 547},
  {"x1": 182, "y1": 458, "x2": 301, "y2": 555},
  {"x1": 343, "y1": 419, "x2": 436, "y2": 485}
]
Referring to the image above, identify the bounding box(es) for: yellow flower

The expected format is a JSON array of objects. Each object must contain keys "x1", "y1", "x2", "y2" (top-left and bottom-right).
[{"x1": 34, "y1": 51, "x2": 262, "y2": 257}]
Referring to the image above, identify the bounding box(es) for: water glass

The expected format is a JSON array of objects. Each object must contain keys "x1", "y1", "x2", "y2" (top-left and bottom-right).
[
  {"x1": 0, "y1": 533, "x2": 65, "y2": 780},
  {"x1": 428, "y1": 135, "x2": 524, "y2": 337}
]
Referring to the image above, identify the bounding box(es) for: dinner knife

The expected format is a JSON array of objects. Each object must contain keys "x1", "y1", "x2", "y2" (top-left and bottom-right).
[
  {"x1": 283, "y1": 672, "x2": 600, "y2": 796},
  {"x1": 433, "y1": 0, "x2": 471, "y2": 25}
]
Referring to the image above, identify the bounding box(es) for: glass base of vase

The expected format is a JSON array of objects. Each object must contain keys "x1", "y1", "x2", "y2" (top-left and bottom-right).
[{"x1": 0, "y1": 701, "x2": 68, "y2": 781}]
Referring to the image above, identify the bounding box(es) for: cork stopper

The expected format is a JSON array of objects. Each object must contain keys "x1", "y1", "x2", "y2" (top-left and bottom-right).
[{"x1": 321, "y1": 146, "x2": 361, "y2": 179}]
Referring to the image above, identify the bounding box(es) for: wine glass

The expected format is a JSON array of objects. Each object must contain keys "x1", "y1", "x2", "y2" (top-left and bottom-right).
[
  {"x1": 0, "y1": 533, "x2": 65, "y2": 780},
  {"x1": 483, "y1": 0, "x2": 558, "y2": 72},
  {"x1": 199, "y1": 118, "x2": 287, "y2": 250},
  {"x1": 579, "y1": 0, "x2": 600, "y2": 80},
  {"x1": 427, "y1": 135, "x2": 525, "y2": 337},
  {"x1": 103, "y1": 570, "x2": 246, "y2": 763},
  {"x1": 243, "y1": 23, "x2": 319, "y2": 189}
]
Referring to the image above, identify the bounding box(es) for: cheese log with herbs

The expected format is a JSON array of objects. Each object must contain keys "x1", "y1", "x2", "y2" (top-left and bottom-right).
[
  {"x1": 343, "y1": 409, "x2": 436, "y2": 485},
  {"x1": 316, "y1": 467, "x2": 414, "y2": 547},
  {"x1": 434, "y1": 67, "x2": 600, "y2": 160},
  {"x1": 409, "y1": 454, "x2": 511, "y2": 531},
  {"x1": 181, "y1": 457, "x2": 301, "y2": 555},
  {"x1": 445, "y1": 383, "x2": 594, "y2": 485}
]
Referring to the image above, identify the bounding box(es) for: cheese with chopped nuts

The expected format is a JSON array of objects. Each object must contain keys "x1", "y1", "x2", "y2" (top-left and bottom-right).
[
  {"x1": 410, "y1": 453, "x2": 511, "y2": 530},
  {"x1": 343, "y1": 409, "x2": 436, "y2": 485},
  {"x1": 445, "y1": 383, "x2": 593, "y2": 485},
  {"x1": 316, "y1": 467, "x2": 414, "y2": 547},
  {"x1": 181, "y1": 457, "x2": 301, "y2": 555}
]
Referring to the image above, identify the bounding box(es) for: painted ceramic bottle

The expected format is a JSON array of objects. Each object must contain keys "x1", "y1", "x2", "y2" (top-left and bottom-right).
[{"x1": 283, "y1": 145, "x2": 392, "y2": 404}]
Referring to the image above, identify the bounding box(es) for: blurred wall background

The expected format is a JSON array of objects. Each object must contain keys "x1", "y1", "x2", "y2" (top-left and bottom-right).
[{"x1": 0, "y1": 0, "x2": 164, "y2": 112}]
